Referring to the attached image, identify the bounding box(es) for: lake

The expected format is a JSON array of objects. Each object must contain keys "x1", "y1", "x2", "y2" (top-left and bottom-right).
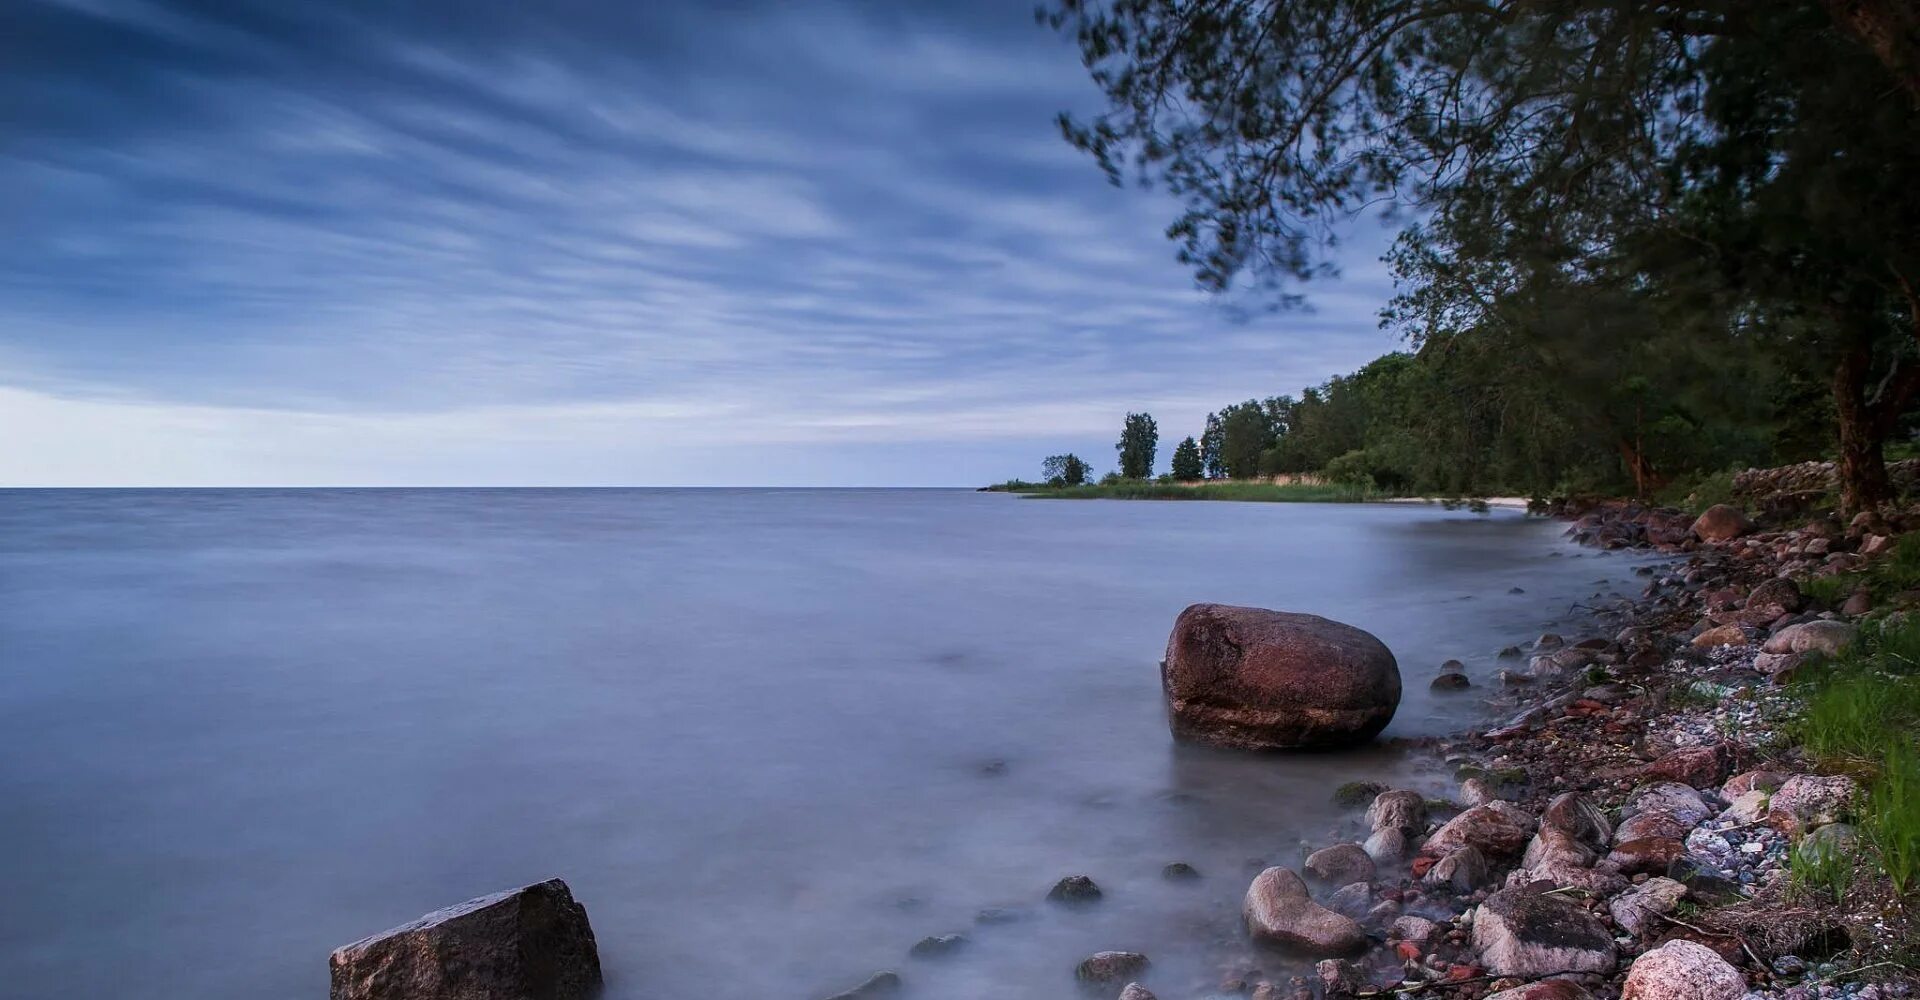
[{"x1": 0, "y1": 489, "x2": 1650, "y2": 999}]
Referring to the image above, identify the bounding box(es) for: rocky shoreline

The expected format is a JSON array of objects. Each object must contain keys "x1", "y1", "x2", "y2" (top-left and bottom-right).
[{"x1": 1140, "y1": 495, "x2": 1918, "y2": 1000}]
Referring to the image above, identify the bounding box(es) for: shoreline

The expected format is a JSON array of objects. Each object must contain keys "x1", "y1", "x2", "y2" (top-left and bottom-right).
[{"x1": 1240, "y1": 497, "x2": 1919, "y2": 1000}]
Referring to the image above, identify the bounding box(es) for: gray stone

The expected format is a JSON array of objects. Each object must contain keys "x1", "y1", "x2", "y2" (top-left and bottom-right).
[
  {"x1": 1621, "y1": 940, "x2": 1745, "y2": 1000},
  {"x1": 1077, "y1": 952, "x2": 1150, "y2": 984},
  {"x1": 328, "y1": 878, "x2": 603, "y2": 1000},
  {"x1": 1471, "y1": 887, "x2": 1617, "y2": 978},
  {"x1": 1608, "y1": 877, "x2": 1688, "y2": 937},
  {"x1": 1306, "y1": 844, "x2": 1376, "y2": 885}
]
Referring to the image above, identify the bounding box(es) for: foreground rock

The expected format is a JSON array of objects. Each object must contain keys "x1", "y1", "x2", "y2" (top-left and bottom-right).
[
  {"x1": 822, "y1": 971, "x2": 902, "y2": 1000},
  {"x1": 1621, "y1": 940, "x2": 1745, "y2": 1000},
  {"x1": 329, "y1": 879, "x2": 601, "y2": 1000},
  {"x1": 1076, "y1": 951, "x2": 1149, "y2": 984},
  {"x1": 1471, "y1": 887, "x2": 1617, "y2": 977},
  {"x1": 1243, "y1": 867, "x2": 1367, "y2": 955},
  {"x1": 1163, "y1": 604, "x2": 1401, "y2": 750}
]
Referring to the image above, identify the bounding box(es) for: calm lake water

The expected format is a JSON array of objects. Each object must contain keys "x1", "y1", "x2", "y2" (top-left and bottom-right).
[{"x1": 0, "y1": 489, "x2": 1652, "y2": 999}]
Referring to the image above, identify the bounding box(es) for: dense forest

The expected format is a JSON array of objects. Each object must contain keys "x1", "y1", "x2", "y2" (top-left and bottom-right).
[{"x1": 1038, "y1": 0, "x2": 1920, "y2": 510}]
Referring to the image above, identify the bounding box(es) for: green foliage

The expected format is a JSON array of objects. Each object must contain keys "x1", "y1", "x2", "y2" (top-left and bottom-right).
[
  {"x1": 1321, "y1": 450, "x2": 1375, "y2": 489},
  {"x1": 1788, "y1": 827, "x2": 1857, "y2": 905},
  {"x1": 1021, "y1": 481, "x2": 1377, "y2": 503},
  {"x1": 1653, "y1": 468, "x2": 1743, "y2": 515},
  {"x1": 1868, "y1": 742, "x2": 1920, "y2": 895},
  {"x1": 1115, "y1": 412, "x2": 1158, "y2": 479},
  {"x1": 1170, "y1": 436, "x2": 1203, "y2": 481},
  {"x1": 1041, "y1": 453, "x2": 1091, "y2": 487},
  {"x1": 1042, "y1": 0, "x2": 1920, "y2": 509},
  {"x1": 1803, "y1": 574, "x2": 1862, "y2": 609}
]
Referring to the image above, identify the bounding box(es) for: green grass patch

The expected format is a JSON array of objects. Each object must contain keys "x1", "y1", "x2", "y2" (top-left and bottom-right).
[
  {"x1": 1013, "y1": 481, "x2": 1384, "y2": 503},
  {"x1": 1790, "y1": 615, "x2": 1920, "y2": 896},
  {"x1": 1867, "y1": 743, "x2": 1920, "y2": 895}
]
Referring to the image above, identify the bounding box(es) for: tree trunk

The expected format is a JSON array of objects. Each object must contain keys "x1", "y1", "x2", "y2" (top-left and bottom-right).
[
  {"x1": 1824, "y1": 0, "x2": 1920, "y2": 106},
  {"x1": 1833, "y1": 339, "x2": 1895, "y2": 513}
]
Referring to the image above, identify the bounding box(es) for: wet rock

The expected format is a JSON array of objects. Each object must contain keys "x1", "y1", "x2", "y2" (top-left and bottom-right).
[
  {"x1": 821, "y1": 971, "x2": 902, "y2": 1000},
  {"x1": 1162, "y1": 862, "x2": 1202, "y2": 881},
  {"x1": 1540, "y1": 792, "x2": 1612, "y2": 849},
  {"x1": 1326, "y1": 881, "x2": 1372, "y2": 919},
  {"x1": 1767, "y1": 775, "x2": 1859, "y2": 837},
  {"x1": 1461, "y1": 777, "x2": 1499, "y2": 806},
  {"x1": 909, "y1": 934, "x2": 967, "y2": 959},
  {"x1": 1483, "y1": 981, "x2": 1595, "y2": 1000},
  {"x1": 974, "y1": 907, "x2": 1022, "y2": 925},
  {"x1": 1535, "y1": 634, "x2": 1565, "y2": 651},
  {"x1": 1761, "y1": 621, "x2": 1858, "y2": 659},
  {"x1": 1471, "y1": 887, "x2": 1616, "y2": 978},
  {"x1": 1049, "y1": 875, "x2": 1104, "y2": 904},
  {"x1": 1433, "y1": 673, "x2": 1473, "y2": 691},
  {"x1": 1163, "y1": 604, "x2": 1401, "y2": 750},
  {"x1": 1424, "y1": 802, "x2": 1536, "y2": 859},
  {"x1": 1317, "y1": 958, "x2": 1365, "y2": 997},
  {"x1": 1364, "y1": 827, "x2": 1409, "y2": 864},
  {"x1": 1522, "y1": 827, "x2": 1596, "y2": 870},
  {"x1": 1606, "y1": 837, "x2": 1686, "y2": 875},
  {"x1": 1076, "y1": 951, "x2": 1150, "y2": 985},
  {"x1": 1367, "y1": 789, "x2": 1430, "y2": 835},
  {"x1": 1391, "y1": 915, "x2": 1440, "y2": 947},
  {"x1": 1614, "y1": 810, "x2": 1690, "y2": 843},
  {"x1": 328, "y1": 878, "x2": 602, "y2": 1000},
  {"x1": 1426, "y1": 847, "x2": 1492, "y2": 892},
  {"x1": 1692, "y1": 505, "x2": 1753, "y2": 543},
  {"x1": 1306, "y1": 844, "x2": 1376, "y2": 885},
  {"x1": 1118, "y1": 984, "x2": 1157, "y2": 1000},
  {"x1": 1334, "y1": 781, "x2": 1390, "y2": 808},
  {"x1": 1609, "y1": 877, "x2": 1688, "y2": 937},
  {"x1": 1621, "y1": 940, "x2": 1745, "y2": 1000},
  {"x1": 1641, "y1": 746, "x2": 1728, "y2": 789},
  {"x1": 1622, "y1": 782, "x2": 1713, "y2": 827},
  {"x1": 1243, "y1": 867, "x2": 1367, "y2": 955}
]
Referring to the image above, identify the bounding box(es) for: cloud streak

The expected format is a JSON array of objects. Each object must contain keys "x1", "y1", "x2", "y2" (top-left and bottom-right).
[{"x1": 2, "y1": 0, "x2": 1402, "y2": 485}]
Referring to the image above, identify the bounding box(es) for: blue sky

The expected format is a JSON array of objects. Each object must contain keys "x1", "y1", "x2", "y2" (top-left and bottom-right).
[{"x1": 2, "y1": 0, "x2": 1401, "y2": 486}]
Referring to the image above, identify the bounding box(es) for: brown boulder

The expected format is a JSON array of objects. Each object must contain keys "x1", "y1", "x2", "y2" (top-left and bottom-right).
[
  {"x1": 1691, "y1": 505, "x2": 1753, "y2": 543},
  {"x1": 1163, "y1": 605, "x2": 1401, "y2": 750},
  {"x1": 1606, "y1": 837, "x2": 1685, "y2": 875},
  {"x1": 1641, "y1": 746, "x2": 1728, "y2": 789},
  {"x1": 1076, "y1": 951, "x2": 1150, "y2": 984},
  {"x1": 329, "y1": 879, "x2": 602, "y2": 1000},
  {"x1": 1424, "y1": 802, "x2": 1536, "y2": 859}
]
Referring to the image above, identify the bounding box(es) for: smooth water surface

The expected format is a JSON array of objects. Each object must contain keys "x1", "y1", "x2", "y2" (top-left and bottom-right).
[{"x1": 0, "y1": 489, "x2": 1651, "y2": 999}]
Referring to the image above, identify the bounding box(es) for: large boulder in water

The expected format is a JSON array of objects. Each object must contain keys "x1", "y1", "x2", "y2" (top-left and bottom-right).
[
  {"x1": 329, "y1": 878, "x2": 602, "y2": 1000},
  {"x1": 1163, "y1": 604, "x2": 1400, "y2": 750}
]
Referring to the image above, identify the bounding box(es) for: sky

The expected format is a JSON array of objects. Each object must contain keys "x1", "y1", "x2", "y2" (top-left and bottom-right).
[{"x1": 1, "y1": 0, "x2": 1403, "y2": 486}]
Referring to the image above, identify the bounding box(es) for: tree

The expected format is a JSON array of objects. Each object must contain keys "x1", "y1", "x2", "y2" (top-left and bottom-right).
[
  {"x1": 1115, "y1": 412, "x2": 1158, "y2": 479},
  {"x1": 1044, "y1": 0, "x2": 1920, "y2": 509},
  {"x1": 1214, "y1": 400, "x2": 1278, "y2": 479},
  {"x1": 1200, "y1": 411, "x2": 1225, "y2": 479},
  {"x1": 1171, "y1": 436, "x2": 1203, "y2": 480},
  {"x1": 1042, "y1": 453, "x2": 1091, "y2": 486}
]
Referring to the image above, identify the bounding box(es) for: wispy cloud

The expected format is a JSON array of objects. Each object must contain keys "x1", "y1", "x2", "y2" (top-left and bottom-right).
[{"x1": 1, "y1": 0, "x2": 1400, "y2": 485}]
